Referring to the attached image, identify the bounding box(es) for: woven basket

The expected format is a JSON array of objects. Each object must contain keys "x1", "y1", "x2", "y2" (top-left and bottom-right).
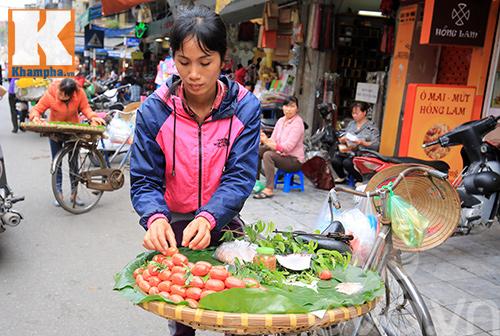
[
  {"x1": 366, "y1": 164, "x2": 461, "y2": 252},
  {"x1": 21, "y1": 122, "x2": 105, "y2": 136},
  {"x1": 139, "y1": 299, "x2": 376, "y2": 335}
]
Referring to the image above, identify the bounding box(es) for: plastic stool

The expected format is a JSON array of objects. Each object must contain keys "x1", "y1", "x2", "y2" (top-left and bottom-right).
[
  {"x1": 274, "y1": 169, "x2": 305, "y2": 193},
  {"x1": 347, "y1": 174, "x2": 356, "y2": 188}
]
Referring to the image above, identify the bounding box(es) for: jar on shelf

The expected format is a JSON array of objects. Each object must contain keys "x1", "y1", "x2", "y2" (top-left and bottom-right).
[{"x1": 253, "y1": 247, "x2": 277, "y2": 271}]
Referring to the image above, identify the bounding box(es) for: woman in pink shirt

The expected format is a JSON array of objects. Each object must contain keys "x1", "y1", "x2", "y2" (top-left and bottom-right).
[{"x1": 255, "y1": 96, "x2": 305, "y2": 199}]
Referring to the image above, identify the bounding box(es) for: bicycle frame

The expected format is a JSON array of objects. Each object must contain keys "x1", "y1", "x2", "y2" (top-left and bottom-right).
[{"x1": 331, "y1": 166, "x2": 446, "y2": 336}]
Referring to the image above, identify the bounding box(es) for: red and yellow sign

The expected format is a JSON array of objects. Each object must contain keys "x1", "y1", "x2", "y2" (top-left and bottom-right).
[{"x1": 399, "y1": 84, "x2": 476, "y2": 181}]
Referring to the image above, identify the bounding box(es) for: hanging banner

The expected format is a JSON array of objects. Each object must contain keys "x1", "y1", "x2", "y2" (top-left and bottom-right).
[
  {"x1": 399, "y1": 84, "x2": 476, "y2": 181},
  {"x1": 101, "y1": 0, "x2": 154, "y2": 16},
  {"x1": 420, "y1": 0, "x2": 491, "y2": 46}
]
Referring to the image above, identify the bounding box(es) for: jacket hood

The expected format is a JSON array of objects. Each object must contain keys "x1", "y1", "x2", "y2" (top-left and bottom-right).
[{"x1": 163, "y1": 75, "x2": 242, "y2": 120}]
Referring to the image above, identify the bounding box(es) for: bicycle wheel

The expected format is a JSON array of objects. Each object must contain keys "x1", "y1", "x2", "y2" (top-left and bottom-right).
[
  {"x1": 372, "y1": 260, "x2": 436, "y2": 336},
  {"x1": 51, "y1": 144, "x2": 105, "y2": 214},
  {"x1": 336, "y1": 260, "x2": 435, "y2": 336}
]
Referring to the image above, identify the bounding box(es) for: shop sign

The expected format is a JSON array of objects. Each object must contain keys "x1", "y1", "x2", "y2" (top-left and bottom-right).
[
  {"x1": 126, "y1": 37, "x2": 140, "y2": 47},
  {"x1": 421, "y1": 0, "x2": 491, "y2": 46},
  {"x1": 355, "y1": 83, "x2": 379, "y2": 104},
  {"x1": 88, "y1": 4, "x2": 102, "y2": 21},
  {"x1": 399, "y1": 84, "x2": 476, "y2": 181}
]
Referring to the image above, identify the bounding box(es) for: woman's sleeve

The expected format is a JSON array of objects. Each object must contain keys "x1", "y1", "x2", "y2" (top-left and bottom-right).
[
  {"x1": 366, "y1": 125, "x2": 380, "y2": 151},
  {"x1": 195, "y1": 93, "x2": 260, "y2": 230},
  {"x1": 29, "y1": 91, "x2": 51, "y2": 119},
  {"x1": 275, "y1": 119, "x2": 304, "y2": 154},
  {"x1": 130, "y1": 98, "x2": 170, "y2": 230},
  {"x1": 78, "y1": 89, "x2": 97, "y2": 120},
  {"x1": 270, "y1": 118, "x2": 281, "y2": 141}
]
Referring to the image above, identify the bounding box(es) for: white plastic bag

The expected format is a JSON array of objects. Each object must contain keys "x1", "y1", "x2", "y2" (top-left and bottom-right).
[
  {"x1": 314, "y1": 193, "x2": 341, "y2": 233},
  {"x1": 107, "y1": 116, "x2": 132, "y2": 144},
  {"x1": 214, "y1": 241, "x2": 258, "y2": 265},
  {"x1": 336, "y1": 208, "x2": 376, "y2": 265}
]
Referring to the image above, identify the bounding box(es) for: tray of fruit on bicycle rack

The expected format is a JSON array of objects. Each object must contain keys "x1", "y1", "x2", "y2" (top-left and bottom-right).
[
  {"x1": 114, "y1": 222, "x2": 384, "y2": 335},
  {"x1": 20, "y1": 121, "x2": 106, "y2": 136}
]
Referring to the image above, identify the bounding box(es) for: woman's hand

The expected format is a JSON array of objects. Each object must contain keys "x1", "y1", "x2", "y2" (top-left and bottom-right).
[
  {"x1": 260, "y1": 131, "x2": 268, "y2": 144},
  {"x1": 90, "y1": 116, "x2": 106, "y2": 126},
  {"x1": 31, "y1": 116, "x2": 42, "y2": 125},
  {"x1": 143, "y1": 218, "x2": 177, "y2": 254},
  {"x1": 339, "y1": 136, "x2": 347, "y2": 144},
  {"x1": 353, "y1": 139, "x2": 369, "y2": 147},
  {"x1": 182, "y1": 217, "x2": 211, "y2": 250},
  {"x1": 265, "y1": 138, "x2": 277, "y2": 151}
]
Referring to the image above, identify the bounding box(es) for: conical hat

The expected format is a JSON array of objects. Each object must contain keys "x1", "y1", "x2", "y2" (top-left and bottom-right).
[{"x1": 366, "y1": 164, "x2": 461, "y2": 252}]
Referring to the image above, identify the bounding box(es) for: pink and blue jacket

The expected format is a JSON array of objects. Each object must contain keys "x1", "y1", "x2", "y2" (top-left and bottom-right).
[{"x1": 130, "y1": 76, "x2": 261, "y2": 231}]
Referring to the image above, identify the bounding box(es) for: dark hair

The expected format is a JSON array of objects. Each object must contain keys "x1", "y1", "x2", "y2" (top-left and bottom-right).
[
  {"x1": 59, "y1": 78, "x2": 78, "y2": 96},
  {"x1": 351, "y1": 101, "x2": 369, "y2": 113},
  {"x1": 170, "y1": 5, "x2": 227, "y2": 62},
  {"x1": 247, "y1": 60, "x2": 253, "y2": 66},
  {"x1": 166, "y1": 5, "x2": 227, "y2": 98},
  {"x1": 237, "y1": 63, "x2": 243, "y2": 69},
  {"x1": 283, "y1": 96, "x2": 299, "y2": 108}
]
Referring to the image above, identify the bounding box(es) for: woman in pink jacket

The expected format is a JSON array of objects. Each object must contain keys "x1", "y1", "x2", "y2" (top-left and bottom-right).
[{"x1": 255, "y1": 96, "x2": 305, "y2": 199}]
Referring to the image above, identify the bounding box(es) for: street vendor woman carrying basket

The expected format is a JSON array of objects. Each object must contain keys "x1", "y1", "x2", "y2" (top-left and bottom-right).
[
  {"x1": 129, "y1": 6, "x2": 261, "y2": 336},
  {"x1": 29, "y1": 78, "x2": 105, "y2": 206}
]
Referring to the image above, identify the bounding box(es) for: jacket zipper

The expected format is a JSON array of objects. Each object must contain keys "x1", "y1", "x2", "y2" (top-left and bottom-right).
[{"x1": 198, "y1": 124, "x2": 202, "y2": 208}]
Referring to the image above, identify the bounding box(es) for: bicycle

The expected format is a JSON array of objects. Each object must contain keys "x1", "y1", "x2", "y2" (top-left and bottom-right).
[
  {"x1": 49, "y1": 131, "x2": 125, "y2": 214},
  {"x1": 325, "y1": 165, "x2": 458, "y2": 336}
]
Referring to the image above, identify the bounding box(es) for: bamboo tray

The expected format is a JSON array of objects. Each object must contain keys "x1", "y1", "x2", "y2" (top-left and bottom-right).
[
  {"x1": 139, "y1": 299, "x2": 377, "y2": 335},
  {"x1": 21, "y1": 122, "x2": 105, "y2": 136}
]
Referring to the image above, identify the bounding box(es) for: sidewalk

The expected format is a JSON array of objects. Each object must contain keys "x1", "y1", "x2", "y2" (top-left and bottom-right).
[{"x1": 237, "y1": 179, "x2": 500, "y2": 336}]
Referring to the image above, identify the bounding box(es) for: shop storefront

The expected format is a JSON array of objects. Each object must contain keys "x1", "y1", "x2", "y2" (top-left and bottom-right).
[{"x1": 379, "y1": 0, "x2": 499, "y2": 178}]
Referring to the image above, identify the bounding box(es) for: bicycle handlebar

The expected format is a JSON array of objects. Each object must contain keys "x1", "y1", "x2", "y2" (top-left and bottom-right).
[{"x1": 334, "y1": 166, "x2": 448, "y2": 198}]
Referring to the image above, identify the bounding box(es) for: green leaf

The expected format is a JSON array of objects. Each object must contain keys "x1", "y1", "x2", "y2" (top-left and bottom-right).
[
  {"x1": 113, "y1": 251, "x2": 158, "y2": 290},
  {"x1": 199, "y1": 287, "x2": 309, "y2": 314},
  {"x1": 178, "y1": 247, "x2": 221, "y2": 265}
]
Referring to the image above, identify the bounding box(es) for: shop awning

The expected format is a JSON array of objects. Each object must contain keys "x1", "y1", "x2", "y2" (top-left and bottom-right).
[{"x1": 101, "y1": 0, "x2": 155, "y2": 16}]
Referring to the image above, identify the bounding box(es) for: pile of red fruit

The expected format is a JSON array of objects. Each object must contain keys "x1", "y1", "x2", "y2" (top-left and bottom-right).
[{"x1": 133, "y1": 247, "x2": 260, "y2": 308}]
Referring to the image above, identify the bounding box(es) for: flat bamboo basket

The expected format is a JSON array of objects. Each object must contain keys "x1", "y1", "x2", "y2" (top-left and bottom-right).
[
  {"x1": 21, "y1": 122, "x2": 105, "y2": 136},
  {"x1": 366, "y1": 164, "x2": 461, "y2": 252},
  {"x1": 139, "y1": 299, "x2": 377, "y2": 335}
]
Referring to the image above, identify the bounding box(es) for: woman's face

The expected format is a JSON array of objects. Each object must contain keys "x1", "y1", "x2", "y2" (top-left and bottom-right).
[
  {"x1": 174, "y1": 37, "x2": 222, "y2": 99},
  {"x1": 283, "y1": 101, "x2": 298, "y2": 119},
  {"x1": 352, "y1": 106, "x2": 367, "y2": 122}
]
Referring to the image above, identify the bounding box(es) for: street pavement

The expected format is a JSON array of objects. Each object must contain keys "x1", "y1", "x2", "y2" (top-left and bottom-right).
[{"x1": 0, "y1": 96, "x2": 498, "y2": 336}]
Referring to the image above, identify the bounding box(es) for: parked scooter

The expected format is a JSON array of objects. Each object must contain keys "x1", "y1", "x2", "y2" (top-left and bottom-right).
[
  {"x1": 90, "y1": 84, "x2": 131, "y2": 111},
  {"x1": 423, "y1": 115, "x2": 499, "y2": 234},
  {"x1": 0, "y1": 145, "x2": 24, "y2": 233},
  {"x1": 353, "y1": 115, "x2": 499, "y2": 234}
]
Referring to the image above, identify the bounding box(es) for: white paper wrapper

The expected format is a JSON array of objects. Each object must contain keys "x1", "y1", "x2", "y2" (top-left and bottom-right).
[
  {"x1": 335, "y1": 282, "x2": 363, "y2": 295},
  {"x1": 276, "y1": 253, "x2": 312, "y2": 271}
]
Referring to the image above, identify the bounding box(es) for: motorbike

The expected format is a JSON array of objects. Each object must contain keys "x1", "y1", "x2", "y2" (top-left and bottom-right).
[
  {"x1": 89, "y1": 84, "x2": 131, "y2": 111},
  {"x1": 353, "y1": 115, "x2": 500, "y2": 234},
  {"x1": 0, "y1": 145, "x2": 24, "y2": 233}
]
